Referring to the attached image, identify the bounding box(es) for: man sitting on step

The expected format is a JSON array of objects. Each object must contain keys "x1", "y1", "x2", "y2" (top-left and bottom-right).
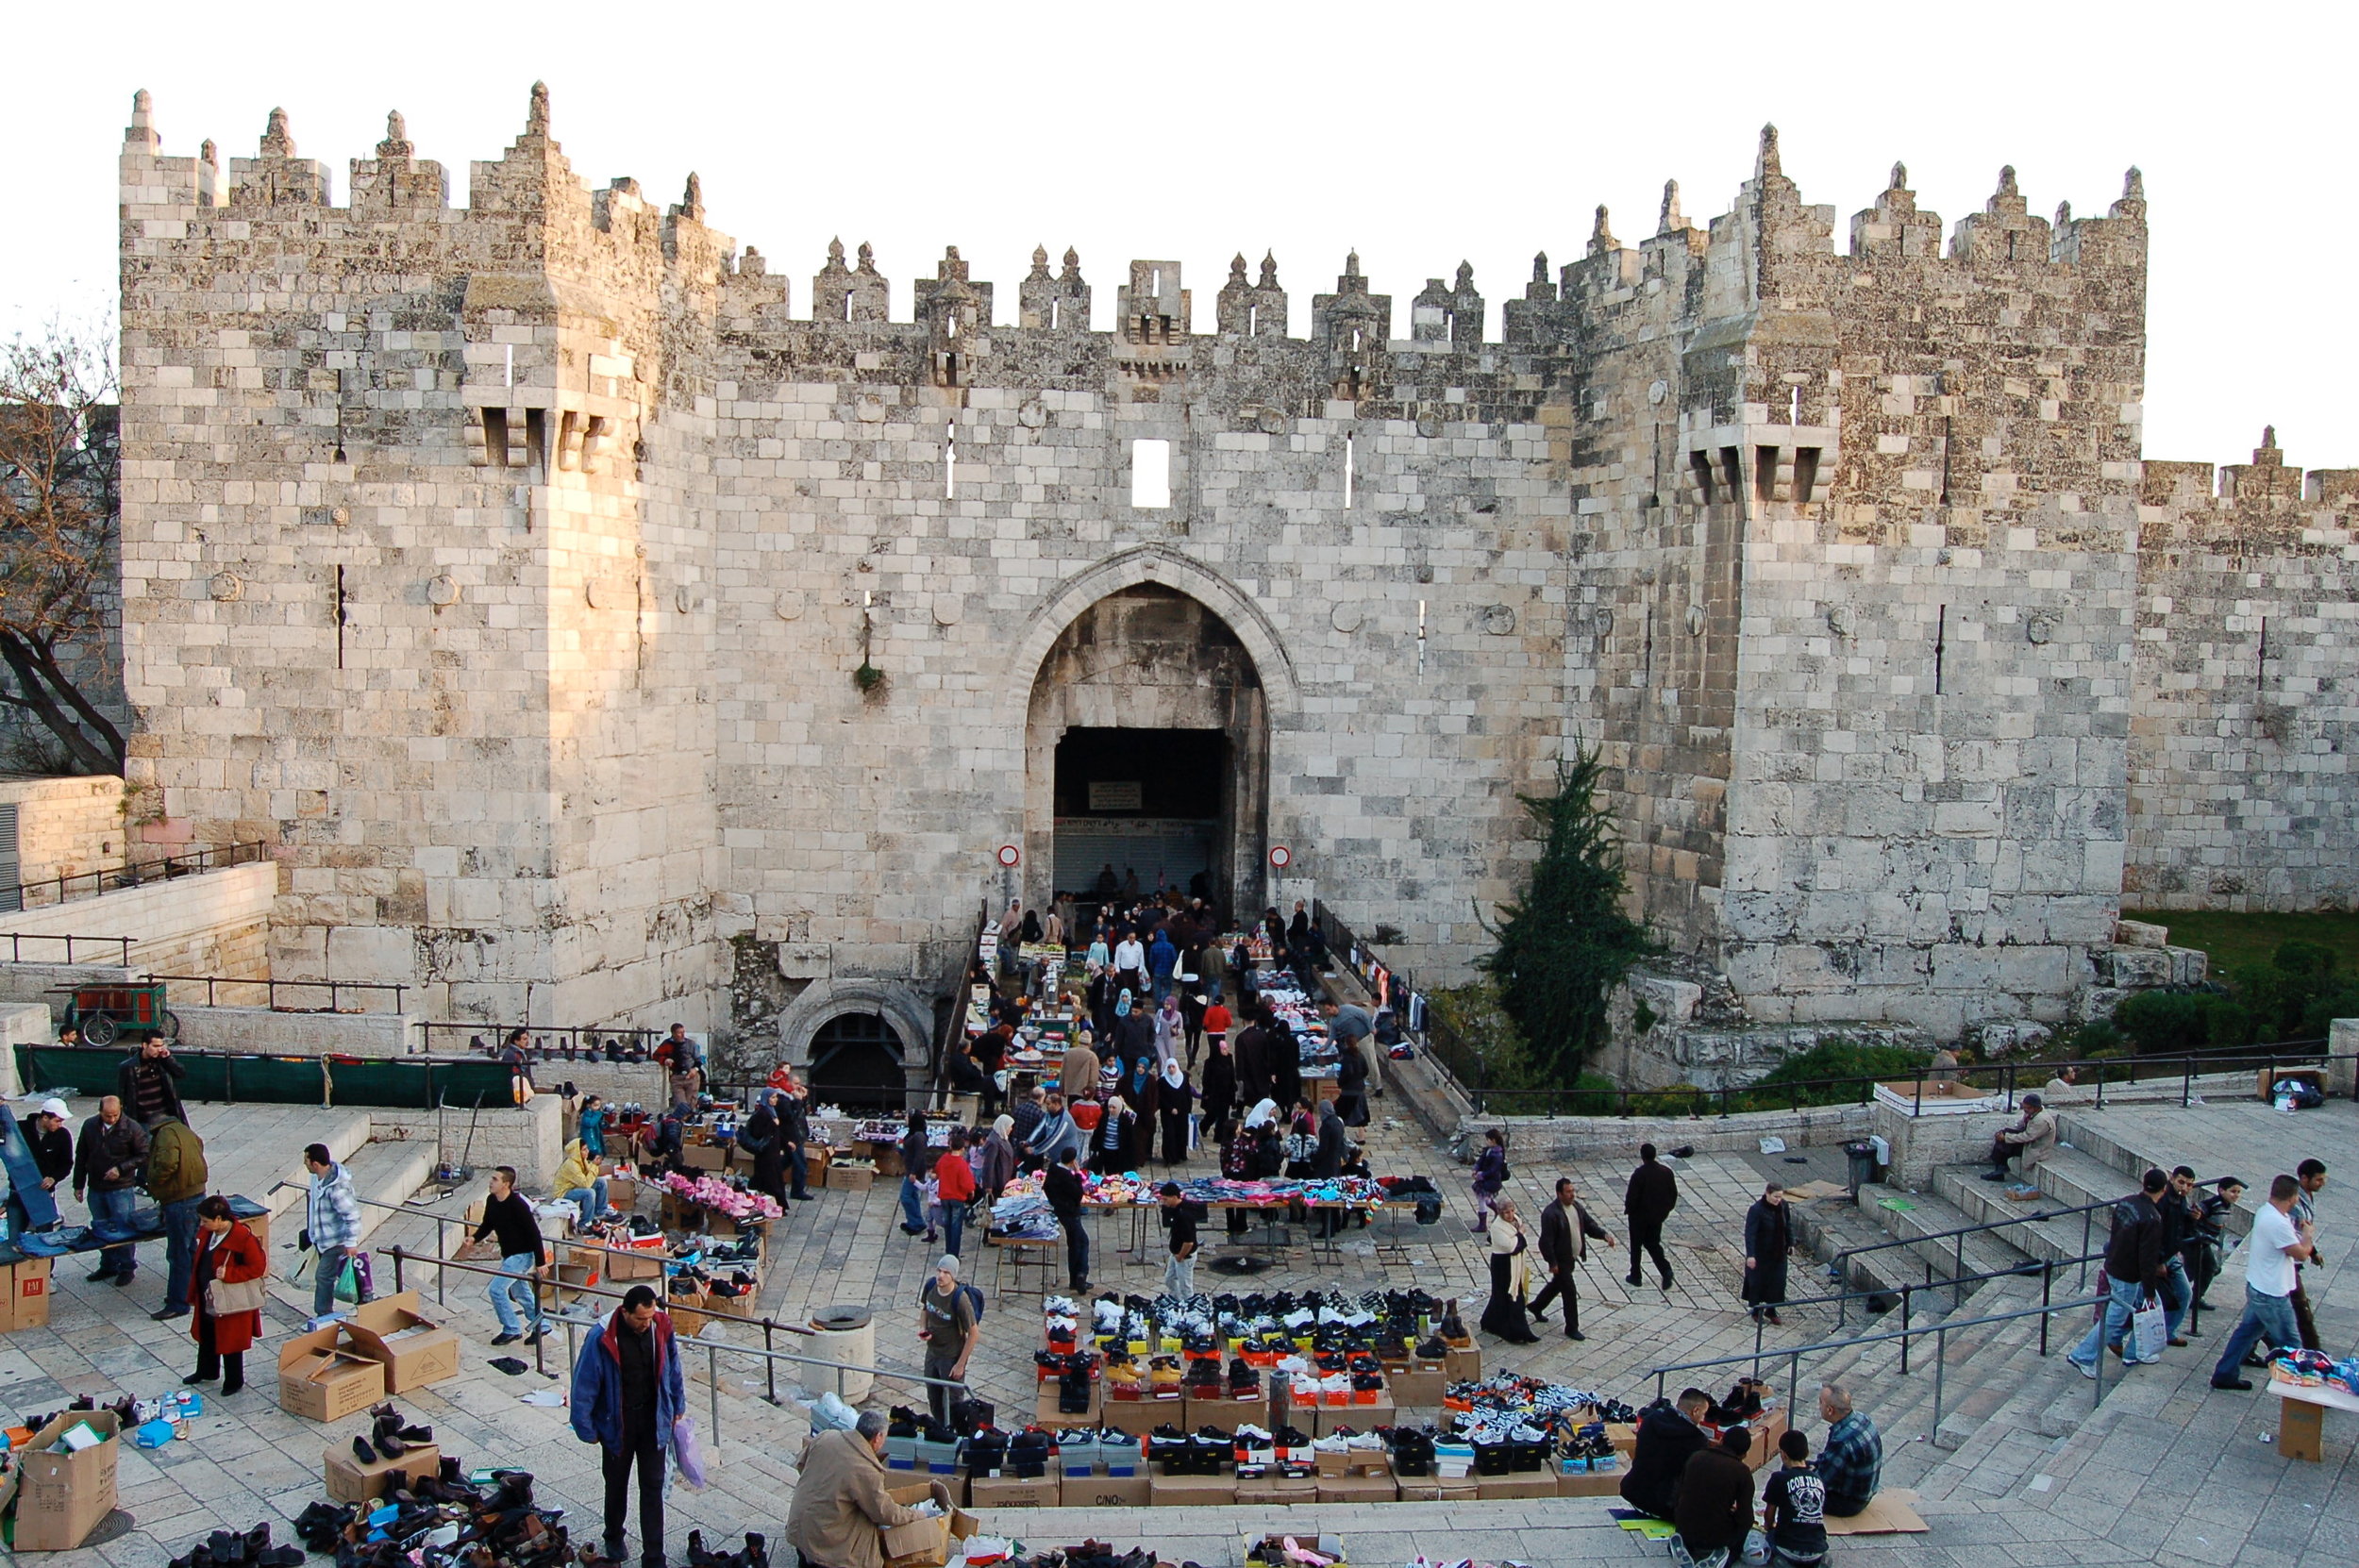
[
  {"x1": 1815, "y1": 1381, "x2": 1883, "y2": 1518},
  {"x1": 1981, "y1": 1093, "x2": 2056, "y2": 1183}
]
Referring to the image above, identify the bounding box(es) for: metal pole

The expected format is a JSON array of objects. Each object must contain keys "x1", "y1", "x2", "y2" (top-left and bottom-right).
[
  {"x1": 762, "y1": 1319, "x2": 779, "y2": 1404},
  {"x1": 1932, "y1": 1325, "x2": 1947, "y2": 1431},
  {"x1": 707, "y1": 1342, "x2": 722, "y2": 1462},
  {"x1": 435, "y1": 1219, "x2": 446, "y2": 1306},
  {"x1": 393, "y1": 1245, "x2": 407, "y2": 1294},
  {"x1": 1899, "y1": 1289, "x2": 1911, "y2": 1375},
  {"x1": 2040, "y1": 1261, "x2": 2051, "y2": 1355},
  {"x1": 2081, "y1": 1210, "x2": 2093, "y2": 1290}
]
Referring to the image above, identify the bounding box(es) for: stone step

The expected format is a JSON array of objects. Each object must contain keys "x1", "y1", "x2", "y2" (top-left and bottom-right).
[
  {"x1": 342, "y1": 1138, "x2": 440, "y2": 1246},
  {"x1": 2026, "y1": 1144, "x2": 2140, "y2": 1212},
  {"x1": 1855, "y1": 1181, "x2": 2037, "y2": 1294},
  {"x1": 1930, "y1": 1165, "x2": 2108, "y2": 1267},
  {"x1": 259, "y1": 1114, "x2": 376, "y2": 1229}
]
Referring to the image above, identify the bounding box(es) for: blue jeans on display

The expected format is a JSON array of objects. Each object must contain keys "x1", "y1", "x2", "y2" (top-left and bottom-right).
[
  {"x1": 88, "y1": 1187, "x2": 138, "y2": 1278},
  {"x1": 490, "y1": 1251, "x2": 545, "y2": 1336},
  {"x1": 900, "y1": 1176, "x2": 928, "y2": 1232},
  {"x1": 2213, "y1": 1284, "x2": 2302, "y2": 1383},
  {"x1": 565, "y1": 1179, "x2": 610, "y2": 1230},
  {"x1": 2069, "y1": 1273, "x2": 2148, "y2": 1368},
  {"x1": 160, "y1": 1195, "x2": 203, "y2": 1314},
  {"x1": 314, "y1": 1244, "x2": 350, "y2": 1317},
  {"x1": 943, "y1": 1203, "x2": 966, "y2": 1259}
]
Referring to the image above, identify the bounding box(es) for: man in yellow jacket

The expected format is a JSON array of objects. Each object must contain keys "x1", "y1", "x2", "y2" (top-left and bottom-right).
[
  {"x1": 554, "y1": 1140, "x2": 609, "y2": 1231},
  {"x1": 143, "y1": 1112, "x2": 209, "y2": 1324}
]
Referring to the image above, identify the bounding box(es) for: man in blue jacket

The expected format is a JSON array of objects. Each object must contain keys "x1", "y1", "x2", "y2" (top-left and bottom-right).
[{"x1": 572, "y1": 1284, "x2": 687, "y2": 1568}]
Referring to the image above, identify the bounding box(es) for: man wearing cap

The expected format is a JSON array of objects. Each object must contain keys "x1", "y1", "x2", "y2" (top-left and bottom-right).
[
  {"x1": 26, "y1": 1099, "x2": 74, "y2": 1194},
  {"x1": 1982, "y1": 1093, "x2": 2057, "y2": 1183},
  {"x1": 914, "y1": 1254, "x2": 976, "y2": 1426}
]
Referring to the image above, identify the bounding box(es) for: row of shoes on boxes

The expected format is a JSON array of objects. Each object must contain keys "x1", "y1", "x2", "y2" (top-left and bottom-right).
[
  {"x1": 1035, "y1": 1347, "x2": 1265, "y2": 1410},
  {"x1": 1046, "y1": 1288, "x2": 1466, "y2": 1363}
]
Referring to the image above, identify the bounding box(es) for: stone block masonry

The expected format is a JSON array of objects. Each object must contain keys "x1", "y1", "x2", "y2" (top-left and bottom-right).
[{"x1": 108, "y1": 89, "x2": 2358, "y2": 1068}]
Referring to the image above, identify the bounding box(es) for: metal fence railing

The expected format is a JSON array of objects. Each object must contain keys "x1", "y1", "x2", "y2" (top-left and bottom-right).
[
  {"x1": 148, "y1": 974, "x2": 410, "y2": 1013},
  {"x1": 0, "y1": 934, "x2": 134, "y2": 965},
  {"x1": 1, "y1": 842, "x2": 270, "y2": 913},
  {"x1": 417, "y1": 1024, "x2": 666, "y2": 1060},
  {"x1": 12, "y1": 1044, "x2": 512, "y2": 1109}
]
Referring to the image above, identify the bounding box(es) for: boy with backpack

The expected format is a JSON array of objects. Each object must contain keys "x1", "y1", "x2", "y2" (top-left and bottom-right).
[{"x1": 916, "y1": 1255, "x2": 980, "y2": 1424}]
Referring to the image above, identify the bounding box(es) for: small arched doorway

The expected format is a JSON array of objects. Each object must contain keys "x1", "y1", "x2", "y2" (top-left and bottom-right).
[
  {"x1": 805, "y1": 1012, "x2": 906, "y2": 1109},
  {"x1": 1025, "y1": 583, "x2": 1270, "y2": 925}
]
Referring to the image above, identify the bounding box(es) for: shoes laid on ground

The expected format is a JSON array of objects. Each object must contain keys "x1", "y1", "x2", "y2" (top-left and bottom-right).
[
  {"x1": 2212, "y1": 1377, "x2": 2253, "y2": 1392},
  {"x1": 491, "y1": 1332, "x2": 521, "y2": 1346},
  {"x1": 352, "y1": 1435, "x2": 378, "y2": 1463}
]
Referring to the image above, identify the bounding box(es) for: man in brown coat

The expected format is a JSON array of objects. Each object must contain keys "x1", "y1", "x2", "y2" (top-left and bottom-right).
[{"x1": 786, "y1": 1415, "x2": 947, "y2": 1568}]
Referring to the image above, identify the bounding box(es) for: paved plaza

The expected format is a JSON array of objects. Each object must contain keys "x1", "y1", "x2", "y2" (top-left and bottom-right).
[{"x1": 4, "y1": 1089, "x2": 2355, "y2": 1568}]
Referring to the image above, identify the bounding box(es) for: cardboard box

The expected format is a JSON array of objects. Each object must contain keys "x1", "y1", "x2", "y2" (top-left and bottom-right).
[
  {"x1": 323, "y1": 1441, "x2": 443, "y2": 1504},
  {"x1": 1555, "y1": 1468, "x2": 1625, "y2": 1497},
  {"x1": 1318, "y1": 1473, "x2": 1398, "y2": 1503},
  {"x1": 1184, "y1": 1390, "x2": 1268, "y2": 1428},
  {"x1": 1059, "y1": 1473, "x2": 1150, "y2": 1508},
  {"x1": 607, "y1": 1174, "x2": 642, "y2": 1211},
  {"x1": 966, "y1": 1475, "x2": 1061, "y2": 1509},
  {"x1": 1035, "y1": 1384, "x2": 1101, "y2": 1426},
  {"x1": 1444, "y1": 1344, "x2": 1481, "y2": 1381},
  {"x1": 3, "y1": 1258, "x2": 54, "y2": 1332},
  {"x1": 1743, "y1": 1406, "x2": 1789, "y2": 1470},
  {"x1": 1387, "y1": 1369, "x2": 1447, "y2": 1409},
  {"x1": 826, "y1": 1163, "x2": 876, "y2": 1193},
  {"x1": 570, "y1": 1240, "x2": 665, "y2": 1281},
  {"x1": 1477, "y1": 1475, "x2": 1556, "y2": 1500},
  {"x1": 803, "y1": 1144, "x2": 832, "y2": 1175},
  {"x1": 1417, "y1": 1474, "x2": 1482, "y2": 1503},
  {"x1": 682, "y1": 1143, "x2": 730, "y2": 1172},
  {"x1": 1096, "y1": 1398, "x2": 1165, "y2": 1436},
  {"x1": 344, "y1": 1291, "x2": 461, "y2": 1393},
  {"x1": 1149, "y1": 1474, "x2": 1237, "y2": 1508},
  {"x1": 278, "y1": 1325, "x2": 386, "y2": 1422},
  {"x1": 2, "y1": 1410, "x2": 120, "y2": 1551},
  {"x1": 1606, "y1": 1422, "x2": 1639, "y2": 1456},
  {"x1": 1234, "y1": 1474, "x2": 1318, "y2": 1504},
  {"x1": 1307, "y1": 1394, "x2": 1392, "y2": 1436},
  {"x1": 881, "y1": 1481, "x2": 977, "y2": 1568}
]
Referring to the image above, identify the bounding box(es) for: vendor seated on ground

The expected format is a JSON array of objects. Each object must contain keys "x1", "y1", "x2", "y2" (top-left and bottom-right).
[
  {"x1": 1981, "y1": 1093, "x2": 2055, "y2": 1183},
  {"x1": 1670, "y1": 1427, "x2": 1757, "y2": 1568},
  {"x1": 1815, "y1": 1380, "x2": 1882, "y2": 1517},
  {"x1": 1620, "y1": 1387, "x2": 1713, "y2": 1520},
  {"x1": 785, "y1": 1411, "x2": 951, "y2": 1568}
]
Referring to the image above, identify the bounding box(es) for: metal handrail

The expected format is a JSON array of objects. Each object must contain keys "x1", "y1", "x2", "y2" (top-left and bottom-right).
[
  {"x1": 1, "y1": 841, "x2": 269, "y2": 911},
  {"x1": 0, "y1": 934, "x2": 134, "y2": 965},
  {"x1": 418, "y1": 1023, "x2": 665, "y2": 1059},
  {"x1": 145, "y1": 973, "x2": 409, "y2": 1013},
  {"x1": 1832, "y1": 1194, "x2": 2117, "y2": 1276},
  {"x1": 383, "y1": 1244, "x2": 960, "y2": 1466},
  {"x1": 1647, "y1": 1290, "x2": 2115, "y2": 1443}
]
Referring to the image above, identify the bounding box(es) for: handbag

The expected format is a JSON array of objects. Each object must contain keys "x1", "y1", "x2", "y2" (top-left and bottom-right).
[{"x1": 206, "y1": 1274, "x2": 267, "y2": 1315}]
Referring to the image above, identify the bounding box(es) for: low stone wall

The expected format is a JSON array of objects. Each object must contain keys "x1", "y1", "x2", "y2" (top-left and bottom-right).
[
  {"x1": 0, "y1": 962, "x2": 134, "y2": 1015},
  {"x1": 369, "y1": 1093, "x2": 561, "y2": 1187},
  {"x1": 1468, "y1": 1102, "x2": 1875, "y2": 1164},
  {"x1": 0, "y1": 1002, "x2": 52, "y2": 1096},
  {"x1": 171, "y1": 1006, "x2": 421, "y2": 1057}
]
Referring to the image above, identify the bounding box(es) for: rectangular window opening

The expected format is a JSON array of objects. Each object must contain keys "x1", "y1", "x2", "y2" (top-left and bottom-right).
[
  {"x1": 481, "y1": 407, "x2": 509, "y2": 468},
  {"x1": 1130, "y1": 438, "x2": 1170, "y2": 509},
  {"x1": 1049, "y1": 300, "x2": 1060, "y2": 330},
  {"x1": 1933, "y1": 604, "x2": 1949, "y2": 695},
  {"x1": 1754, "y1": 445, "x2": 1779, "y2": 503},
  {"x1": 1690, "y1": 450, "x2": 1715, "y2": 506},
  {"x1": 1719, "y1": 446, "x2": 1743, "y2": 503},
  {"x1": 1344, "y1": 436, "x2": 1356, "y2": 509},
  {"x1": 1246, "y1": 304, "x2": 1258, "y2": 335},
  {"x1": 523, "y1": 409, "x2": 547, "y2": 477},
  {"x1": 1793, "y1": 447, "x2": 1821, "y2": 504},
  {"x1": 945, "y1": 429, "x2": 958, "y2": 500}
]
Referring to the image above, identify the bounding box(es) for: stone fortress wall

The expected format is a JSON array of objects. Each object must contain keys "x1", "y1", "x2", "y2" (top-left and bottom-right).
[{"x1": 109, "y1": 86, "x2": 2357, "y2": 1067}]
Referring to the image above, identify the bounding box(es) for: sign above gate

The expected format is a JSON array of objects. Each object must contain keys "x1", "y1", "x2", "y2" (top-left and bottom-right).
[{"x1": 1086, "y1": 781, "x2": 1145, "y2": 811}]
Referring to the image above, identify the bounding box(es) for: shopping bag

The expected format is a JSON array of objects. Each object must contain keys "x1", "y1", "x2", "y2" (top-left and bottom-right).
[
  {"x1": 334, "y1": 1252, "x2": 374, "y2": 1305},
  {"x1": 2129, "y1": 1292, "x2": 2167, "y2": 1363},
  {"x1": 671, "y1": 1414, "x2": 709, "y2": 1489}
]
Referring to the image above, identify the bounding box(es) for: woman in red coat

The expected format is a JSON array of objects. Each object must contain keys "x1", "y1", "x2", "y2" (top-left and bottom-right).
[{"x1": 189, "y1": 1195, "x2": 267, "y2": 1395}]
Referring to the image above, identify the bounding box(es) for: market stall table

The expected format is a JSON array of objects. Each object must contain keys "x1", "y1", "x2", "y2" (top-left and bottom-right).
[{"x1": 2271, "y1": 1376, "x2": 2359, "y2": 1461}]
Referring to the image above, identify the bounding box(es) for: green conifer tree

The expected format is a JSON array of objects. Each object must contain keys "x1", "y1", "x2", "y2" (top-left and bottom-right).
[{"x1": 1479, "y1": 748, "x2": 1654, "y2": 1077}]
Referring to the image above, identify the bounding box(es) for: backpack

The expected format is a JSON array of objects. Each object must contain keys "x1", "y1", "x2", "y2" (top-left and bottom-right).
[{"x1": 924, "y1": 1280, "x2": 986, "y2": 1325}]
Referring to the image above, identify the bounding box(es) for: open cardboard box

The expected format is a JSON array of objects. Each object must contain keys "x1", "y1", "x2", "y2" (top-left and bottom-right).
[
  {"x1": 344, "y1": 1290, "x2": 461, "y2": 1393},
  {"x1": 1, "y1": 1258, "x2": 54, "y2": 1332},
  {"x1": 881, "y1": 1479, "x2": 977, "y2": 1568},
  {"x1": 278, "y1": 1324, "x2": 387, "y2": 1421},
  {"x1": 323, "y1": 1441, "x2": 443, "y2": 1504},
  {"x1": 0, "y1": 1409, "x2": 120, "y2": 1551}
]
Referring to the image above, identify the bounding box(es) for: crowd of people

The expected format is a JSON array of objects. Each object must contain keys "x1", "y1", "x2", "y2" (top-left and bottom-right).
[{"x1": 1620, "y1": 1380, "x2": 1882, "y2": 1568}]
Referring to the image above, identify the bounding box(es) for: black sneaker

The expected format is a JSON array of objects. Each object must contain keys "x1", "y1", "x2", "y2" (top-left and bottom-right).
[
  {"x1": 491, "y1": 1332, "x2": 522, "y2": 1346},
  {"x1": 109, "y1": 1272, "x2": 135, "y2": 1288},
  {"x1": 86, "y1": 1268, "x2": 118, "y2": 1284},
  {"x1": 525, "y1": 1326, "x2": 547, "y2": 1345},
  {"x1": 153, "y1": 1307, "x2": 191, "y2": 1321},
  {"x1": 1567, "y1": 1330, "x2": 1587, "y2": 1342},
  {"x1": 2211, "y1": 1377, "x2": 2253, "y2": 1392}
]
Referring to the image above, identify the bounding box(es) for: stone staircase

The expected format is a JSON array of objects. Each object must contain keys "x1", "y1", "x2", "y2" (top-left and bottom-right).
[{"x1": 259, "y1": 1121, "x2": 443, "y2": 1249}]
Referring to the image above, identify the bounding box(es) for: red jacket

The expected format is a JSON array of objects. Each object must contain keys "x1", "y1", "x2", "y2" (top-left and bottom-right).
[
  {"x1": 191, "y1": 1221, "x2": 267, "y2": 1354},
  {"x1": 934, "y1": 1151, "x2": 977, "y2": 1205}
]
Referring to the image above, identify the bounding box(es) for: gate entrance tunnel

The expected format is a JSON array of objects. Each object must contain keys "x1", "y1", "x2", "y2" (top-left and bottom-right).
[
  {"x1": 805, "y1": 1012, "x2": 904, "y2": 1109},
  {"x1": 1053, "y1": 727, "x2": 1229, "y2": 904},
  {"x1": 1025, "y1": 584, "x2": 1269, "y2": 925}
]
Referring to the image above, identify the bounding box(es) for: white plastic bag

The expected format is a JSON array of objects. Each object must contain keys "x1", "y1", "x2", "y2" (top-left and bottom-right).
[{"x1": 2130, "y1": 1293, "x2": 2167, "y2": 1364}]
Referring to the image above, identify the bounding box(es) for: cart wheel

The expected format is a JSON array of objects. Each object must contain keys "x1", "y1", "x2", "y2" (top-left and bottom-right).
[
  {"x1": 83, "y1": 1013, "x2": 118, "y2": 1046},
  {"x1": 159, "y1": 1009, "x2": 183, "y2": 1043}
]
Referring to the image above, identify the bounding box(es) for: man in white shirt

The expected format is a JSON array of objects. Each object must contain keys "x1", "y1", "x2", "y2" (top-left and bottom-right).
[
  {"x1": 2209, "y1": 1173, "x2": 2316, "y2": 1391},
  {"x1": 1113, "y1": 932, "x2": 1146, "y2": 993}
]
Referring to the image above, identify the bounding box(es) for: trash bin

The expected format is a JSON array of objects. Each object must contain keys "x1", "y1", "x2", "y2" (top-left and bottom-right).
[
  {"x1": 1844, "y1": 1140, "x2": 1881, "y2": 1203},
  {"x1": 804, "y1": 1306, "x2": 876, "y2": 1402}
]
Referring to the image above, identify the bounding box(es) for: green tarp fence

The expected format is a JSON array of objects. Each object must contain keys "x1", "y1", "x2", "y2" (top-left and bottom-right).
[{"x1": 12, "y1": 1045, "x2": 513, "y2": 1109}]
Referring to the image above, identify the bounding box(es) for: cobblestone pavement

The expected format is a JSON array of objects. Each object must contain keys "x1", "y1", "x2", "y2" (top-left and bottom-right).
[{"x1": 8, "y1": 1093, "x2": 2352, "y2": 1567}]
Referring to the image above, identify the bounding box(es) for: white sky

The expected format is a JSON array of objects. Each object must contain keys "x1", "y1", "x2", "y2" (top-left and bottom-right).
[{"x1": 7, "y1": 0, "x2": 2350, "y2": 467}]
